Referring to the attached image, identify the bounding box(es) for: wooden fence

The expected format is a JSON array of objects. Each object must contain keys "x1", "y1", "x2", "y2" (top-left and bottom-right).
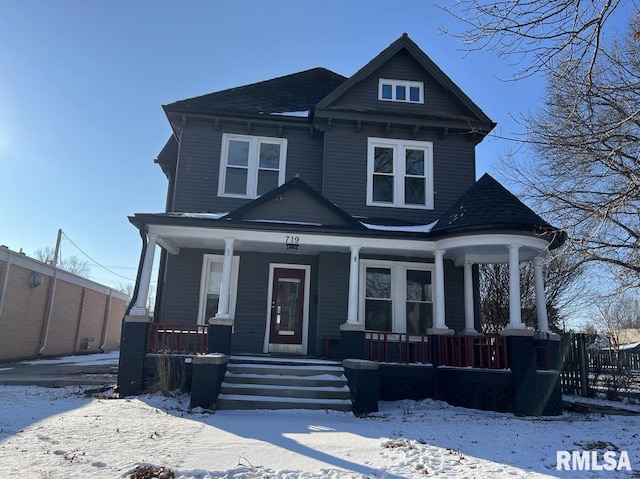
[{"x1": 560, "y1": 333, "x2": 640, "y2": 398}]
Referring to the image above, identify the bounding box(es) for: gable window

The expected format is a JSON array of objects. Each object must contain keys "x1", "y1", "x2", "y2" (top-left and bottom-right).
[
  {"x1": 218, "y1": 134, "x2": 287, "y2": 198},
  {"x1": 360, "y1": 260, "x2": 434, "y2": 333},
  {"x1": 367, "y1": 137, "x2": 434, "y2": 209},
  {"x1": 379, "y1": 79, "x2": 424, "y2": 103}
]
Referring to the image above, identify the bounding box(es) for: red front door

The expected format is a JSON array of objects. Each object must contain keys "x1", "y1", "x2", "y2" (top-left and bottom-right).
[{"x1": 269, "y1": 268, "x2": 305, "y2": 346}]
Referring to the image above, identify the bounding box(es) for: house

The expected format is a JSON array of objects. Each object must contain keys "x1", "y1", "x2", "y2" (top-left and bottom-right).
[{"x1": 118, "y1": 34, "x2": 566, "y2": 416}]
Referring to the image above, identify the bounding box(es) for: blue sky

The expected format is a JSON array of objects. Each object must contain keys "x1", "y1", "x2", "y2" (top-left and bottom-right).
[{"x1": 0, "y1": 1, "x2": 544, "y2": 290}]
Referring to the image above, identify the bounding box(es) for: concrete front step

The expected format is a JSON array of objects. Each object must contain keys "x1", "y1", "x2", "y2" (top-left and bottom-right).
[
  {"x1": 224, "y1": 371, "x2": 348, "y2": 388},
  {"x1": 226, "y1": 362, "x2": 345, "y2": 377},
  {"x1": 220, "y1": 382, "x2": 351, "y2": 399},
  {"x1": 216, "y1": 357, "x2": 352, "y2": 411},
  {"x1": 216, "y1": 393, "x2": 352, "y2": 411}
]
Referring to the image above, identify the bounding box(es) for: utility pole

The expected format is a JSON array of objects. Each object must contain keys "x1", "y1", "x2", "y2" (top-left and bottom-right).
[{"x1": 52, "y1": 229, "x2": 62, "y2": 268}]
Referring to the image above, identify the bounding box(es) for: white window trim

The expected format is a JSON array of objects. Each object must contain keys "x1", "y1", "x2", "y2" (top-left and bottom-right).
[
  {"x1": 378, "y1": 78, "x2": 424, "y2": 103},
  {"x1": 359, "y1": 259, "x2": 434, "y2": 333},
  {"x1": 218, "y1": 133, "x2": 288, "y2": 199},
  {"x1": 197, "y1": 254, "x2": 240, "y2": 325},
  {"x1": 366, "y1": 137, "x2": 434, "y2": 210}
]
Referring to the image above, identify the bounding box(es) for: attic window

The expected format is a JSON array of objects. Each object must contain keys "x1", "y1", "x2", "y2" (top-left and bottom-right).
[{"x1": 379, "y1": 79, "x2": 423, "y2": 103}]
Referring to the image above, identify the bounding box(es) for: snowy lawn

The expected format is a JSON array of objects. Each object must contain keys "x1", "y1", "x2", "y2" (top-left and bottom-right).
[{"x1": 0, "y1": 385, "x2": 638, "y2": 478}]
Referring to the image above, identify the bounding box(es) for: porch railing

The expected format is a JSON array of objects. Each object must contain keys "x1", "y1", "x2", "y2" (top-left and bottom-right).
[
  {"x1": 438, "y1": 335, "x2": 509, "y2": 369},
  {"x1": 147, "y1": 323, "x2": 208, "y2": 355},
  {"x1": 365, "y1": 331, "x2": 429, "y2": 364}
]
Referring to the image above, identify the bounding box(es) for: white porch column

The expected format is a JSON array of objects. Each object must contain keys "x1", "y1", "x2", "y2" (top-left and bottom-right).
[
  {"x1": 346, "y1": 245, "x2": 361, "y2": 325},
  {"x1": 215, "y1": 237, "x2": 235, "y2": 320},
  {"x1": 533, "y1": 256, "x2": 549, "y2": 333},
  {"x1": 506, "y1": 244, "x2": 526, "y2": 330},
  {"x1": 463, "y1": 261, "x2": 477, "y2": 334},
  {"x1": 428, "y1": 250, "x2": 453, "y2": 334},
  {"x1": 130, "y1": 234, "x2": 158, "y2": 316}
]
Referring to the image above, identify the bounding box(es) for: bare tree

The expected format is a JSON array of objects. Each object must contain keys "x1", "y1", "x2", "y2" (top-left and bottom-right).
[
  {"x1": 499, "y1": 17, "x2": 640, "y2": 289},
  {"x1": 439, "y1": 0, "x2": 630, "y2": 80},
  {"x1": 34, "y1": 247, "x2": 91, "y2": 277},
  {"x1": 479, "y1": 248, "x2": 585, "y2": 334}
]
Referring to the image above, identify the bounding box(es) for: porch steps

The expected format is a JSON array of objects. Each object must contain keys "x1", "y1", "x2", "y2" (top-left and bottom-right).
[{"x1": 216, "y1": 356, "x2": 352, "y2": 411}]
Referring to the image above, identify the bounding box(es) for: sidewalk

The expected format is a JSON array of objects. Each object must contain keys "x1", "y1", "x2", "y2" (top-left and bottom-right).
[{"x1": 0, "y1": 351, "x2": 119, "y2": 387}]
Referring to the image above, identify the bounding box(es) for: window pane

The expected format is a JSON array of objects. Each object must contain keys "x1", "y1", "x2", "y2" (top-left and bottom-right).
[
  {"x1": 373, "y1": 175, "x2": 393, "y2": 203},
  {"x1": 207, "y1": 261, "x2": 224, "y2": 294},
  {"x1": 409, "y1": 86, "x2": 420, "y2": 102},
  {"x1": 366, "y1": 267, "x2": 391, "y2": 298},
  {"x1": 405, "y1": 177, "x2": 425, "y2": 205},
  {"x1": 406, "y1": 270, "x2": 431, "y2": 301},
  {"x1": 406, "y1": 302, "x2": 432, "y2": 334},
  {"x1": 259, "y1": 143, "x2": 280, "y2": 169},
  {"x1": 205, "y1": 295, "x2": 220, "y2": 320},
  {"x1": 381, "y1": 84, "x2": 392, "y2": 99},
  {"x1": 227, "y1": 140, "x2": 250, "y2": 166},
  {"x1": 257, "y1": 169, "x2": 279, "y2": 196},
  {"x1": 224, "y1": 167, "x2": 247, "y2": 194},
  {"x1": 276, "y1": 279, "x2": 300, "y2": 333},
  {"x1": 365, "y1": 299, "x2": 392, "y2": 331},
  {"x1": 374, "y1": 147, "x2": 394, "y2": 173},
  {"x1": 406, "y1": 149, "x2": 425, "y2": 175},
  {"x1": 396, "y1": 85, "x2": 406, "y2": 101}
]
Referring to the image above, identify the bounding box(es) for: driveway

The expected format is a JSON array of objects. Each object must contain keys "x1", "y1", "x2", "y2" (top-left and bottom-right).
[{"x1": 0, "y1": 351, "x2": 119, "y2": 387}]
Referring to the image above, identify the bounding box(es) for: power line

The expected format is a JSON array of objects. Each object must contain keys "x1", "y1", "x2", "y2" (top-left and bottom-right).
[{"x1": 61, "y1": 231, "x2": 136, "y2": 282}]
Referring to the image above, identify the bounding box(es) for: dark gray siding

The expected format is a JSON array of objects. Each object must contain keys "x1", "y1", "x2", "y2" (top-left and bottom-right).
[
  {"x1": 322, "y1": 122, "x2": 475, "y2": 223},
  {"x1": 317, "y1": 252, "x2": 350, "y2": 342},
  {"x1": 333, "y1": 49, "x2": 476, "y2": 119},
  {"x1": 443, "y1": 259, "x2": 465, "y2": 332},
  {"x1": 173, "y1": 119, "x2": 324, "y2": 213},
  {"x1": 157, "y1": 248, "x2": 212, "y2": 324},
  {"x1": 240, "y1": 188, "x2": 351, "y2": 225}
]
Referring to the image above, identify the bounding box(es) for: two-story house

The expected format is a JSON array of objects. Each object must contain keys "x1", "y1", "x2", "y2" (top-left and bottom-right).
[{"x1": 118, "y1": 34, "x2": 566, "y2": 416}]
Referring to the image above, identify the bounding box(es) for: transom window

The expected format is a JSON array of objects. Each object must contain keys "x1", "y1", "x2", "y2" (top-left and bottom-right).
[
  {"x1": 360, "y1": 260, "x2": 434, "y2": 333},
  {"x1": 218, "y1": 134, "x2": 287, "y2": 198},
  {"x1": 367, "y1": 137, "x2": 434, "y2": 209},
  {"x1": 378, "y1": 79, "x2": 424, "y2": 103}
]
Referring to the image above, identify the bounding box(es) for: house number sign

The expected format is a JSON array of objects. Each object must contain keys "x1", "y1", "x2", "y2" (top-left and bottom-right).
[{"x1": 285, "y1": 235, "x2": 300, "y2": 245}]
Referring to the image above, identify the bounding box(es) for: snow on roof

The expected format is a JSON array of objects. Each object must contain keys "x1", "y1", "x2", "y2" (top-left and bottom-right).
[
  {"x1": 267, "y1": 110, "x2": 310, "y2": 117},
  {"x1": 173, "y1": 212, "x2": 228, "y2": 219},
  {"x1": 244, "y1": 219, "x2": 324, "y2": 226},
  {"x1": 361, "y1": 220, "x2": 438, "y2": 233},
  {"x1": 619, "y1": 342, "x2": 640, "y2": 351}
]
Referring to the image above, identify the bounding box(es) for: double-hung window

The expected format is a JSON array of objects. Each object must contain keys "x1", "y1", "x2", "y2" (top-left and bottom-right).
[
  {"x1": 367, "y1": 137, "x2": 434, "y2": 209},
  {"x1": 378, "y1": 79, "x2": 424, "y2": 103},
  {"x1": 360, "y1": 260, "x2": 434, "y2": 333},
  {"x1": 218, "y1": 134, "x2": 287, "y2": 198},
  {"x1": 197, "y1": 254, "x2": 240, "y2": 325}
]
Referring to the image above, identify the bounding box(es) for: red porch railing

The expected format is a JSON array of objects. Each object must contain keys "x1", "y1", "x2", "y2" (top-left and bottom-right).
[
  {"x1": 147, "y1": 323, "x2": 208, "y2": 355},
  {"x1": 365, "y1": 331, "x2": 430, "y2": 364},
  {"x1": 438, "y1": 335, "x2": 509, "y2": 369}
]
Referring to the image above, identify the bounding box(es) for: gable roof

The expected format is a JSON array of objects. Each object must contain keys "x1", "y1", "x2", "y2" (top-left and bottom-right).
[
  {"x1": 163, "y1": 68, "x2": 347, "y2": 117},
  {"x1": 225, "y1": 177, "x2": 364, "y2": 230},
  {"x1": 315, "y1": 33, "x2": 495, "y2": 129},
  {"x1": 431, "y1": 173, "x2": 566, "y2": 247}
]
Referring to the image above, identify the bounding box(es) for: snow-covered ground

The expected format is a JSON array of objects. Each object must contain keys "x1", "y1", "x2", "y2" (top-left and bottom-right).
[{"x1": 0, "y1": 384, "x2": 638, "y2": 478}]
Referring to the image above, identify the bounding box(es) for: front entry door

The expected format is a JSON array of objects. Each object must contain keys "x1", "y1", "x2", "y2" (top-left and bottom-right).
[{"x1": 268, "y1": 267, "x2": 307, "y2": 353}]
